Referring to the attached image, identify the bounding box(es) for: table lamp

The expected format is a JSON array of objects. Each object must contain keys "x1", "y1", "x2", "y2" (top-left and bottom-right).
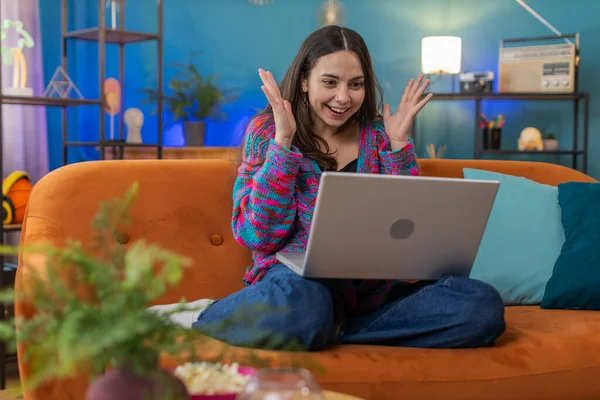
[{"x1": 421, "y1": 36, "x2": 462, "y2": 92}]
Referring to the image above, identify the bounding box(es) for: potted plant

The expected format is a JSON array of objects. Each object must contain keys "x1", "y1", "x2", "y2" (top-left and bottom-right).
[
  {"x1": 140, "y1": 52, "x2": 240, "y2": 146},
  {"x1": 0, "y1": 183, "x2": 316, "y2": 400},
  {"x1": 0, "y1": 182, "x2": 200, "y2": 399},
  {"x1": 543, "y1": 132, "x2": 558, "y2": 151}
]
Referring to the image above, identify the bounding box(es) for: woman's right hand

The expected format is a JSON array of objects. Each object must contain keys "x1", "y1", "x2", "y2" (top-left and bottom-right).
[{"x1": 259, "y1": 68, "x2": 297, "y2": 148}]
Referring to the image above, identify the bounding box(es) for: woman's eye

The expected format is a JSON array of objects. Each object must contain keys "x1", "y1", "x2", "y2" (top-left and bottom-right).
[
  {"x1": 351, "y1": 82, "x2": 364, "y2": 88},
  {"x1": 323, "y1": 80, "x2": 335, "y2": 86}
]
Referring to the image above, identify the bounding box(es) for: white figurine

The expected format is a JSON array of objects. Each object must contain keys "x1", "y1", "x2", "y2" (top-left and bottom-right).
[
  {"x1": 124, "y1": 108, "x2": 143, "y2": 143},
  {"x1": 518, "y1": 127, "x2": 543, "y2": 151}
]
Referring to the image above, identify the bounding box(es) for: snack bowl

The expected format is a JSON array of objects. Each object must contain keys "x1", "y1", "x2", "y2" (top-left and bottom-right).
[{"x1": 171, "y1": 362, "x2": 257, "y2": 400}]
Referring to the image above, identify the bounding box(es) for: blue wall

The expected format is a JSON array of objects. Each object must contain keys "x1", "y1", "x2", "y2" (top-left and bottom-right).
[{"x1": 39, "y1": 0, "x2": 600, "y2": 178}]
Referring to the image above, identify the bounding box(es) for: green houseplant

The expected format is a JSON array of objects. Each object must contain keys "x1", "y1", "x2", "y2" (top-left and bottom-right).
[
  {"x1": 0, "y1": 182, "x2": 199, "y2": 399},
  {"x1": 140, "y1": 52, "x2": 240, "y2": 146},
  {"x1": 0, "y1": 182, "x2": 316, "y2": 400}
]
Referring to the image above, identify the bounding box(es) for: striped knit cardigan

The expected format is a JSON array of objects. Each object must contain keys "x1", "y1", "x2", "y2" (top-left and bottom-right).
[{"x1": 232, "y1": 113, "x2": 421, "y2": 322}]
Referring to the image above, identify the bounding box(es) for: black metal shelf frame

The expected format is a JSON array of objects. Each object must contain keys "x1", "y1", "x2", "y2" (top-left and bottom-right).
[
  {"x1": 0, "y1": 0, "x2": 165, "y2": 389},
  {"x1": 412, "y1": 92, "x2": 590, "y2": 173},
  {"x1": 59, "y1": 0, "x2": 165, "y2": 163}
]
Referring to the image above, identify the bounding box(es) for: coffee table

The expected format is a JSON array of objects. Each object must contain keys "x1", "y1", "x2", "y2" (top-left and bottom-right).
[{"x1": 324, "y1": 391, "x2": 366, "y2": 400}]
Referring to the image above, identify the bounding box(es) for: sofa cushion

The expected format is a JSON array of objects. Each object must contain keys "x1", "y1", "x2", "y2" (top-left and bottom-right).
[
  {"x1": 542, "y1": 182, "x2": 600, "y2": 309},
  {"x1": 162, "y1": 307, "x2": 600, "y2": 400},
  {"x1": 462, "y1": 168, "x2": 564, "y2": 305}
]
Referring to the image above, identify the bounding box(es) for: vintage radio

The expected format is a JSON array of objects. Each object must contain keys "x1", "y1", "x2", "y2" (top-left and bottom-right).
[{"x1": 498, "y1": 34, "x2": 579, "y2": 93}]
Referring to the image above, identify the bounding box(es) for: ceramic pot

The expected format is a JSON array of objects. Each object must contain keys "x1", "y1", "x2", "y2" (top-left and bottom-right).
[
  {"x1": 543, "y1": 138, "x2": 558, "y2": 151},
  {"x1": 184, "y1": 121, "x2": 206, "y2": 146},
  {"x1": 86, "y1": 367, "x2": 188, "y2": 400}
]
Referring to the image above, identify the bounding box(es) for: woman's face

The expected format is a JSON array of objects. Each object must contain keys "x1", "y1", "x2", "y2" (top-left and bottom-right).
[{"x1": 301, "y1": 50, "x2": 365, "y2": 133}]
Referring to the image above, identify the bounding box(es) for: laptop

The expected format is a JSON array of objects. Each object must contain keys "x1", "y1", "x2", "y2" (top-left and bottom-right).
[{"x1": 276, "y1": 172, "x2": 499, "y2": 280}]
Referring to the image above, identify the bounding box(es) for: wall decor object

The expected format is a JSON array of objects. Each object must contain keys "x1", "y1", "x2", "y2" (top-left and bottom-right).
[
  {"x1": 1, "y1": 19, "x2": 35, "y2": 96},
  {"x1": 44, "y1": 66, "x2": 84, "y2": 99},
  {"x1": 318, "y1": 0, "x2": 345, "y2": 26},
  {"x1": 124, "y1": 108, "x2": 144, "y2": 144},
  {"x1": 103, "y1": 78, "x2": 122, "y2": 141},
  {"x1": 518, "y1": 127, "x2": 543, "y2": 151}
]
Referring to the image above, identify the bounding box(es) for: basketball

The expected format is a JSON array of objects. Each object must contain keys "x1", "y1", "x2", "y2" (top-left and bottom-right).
[
  {"x1": 2, "y1": 171, "x2": 33, "y2": 225},
  {"x1": 6, "y1": 177, "x2": 33, "y2": 223}
]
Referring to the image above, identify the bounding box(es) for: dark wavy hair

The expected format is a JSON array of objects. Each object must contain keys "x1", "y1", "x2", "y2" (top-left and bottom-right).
[{"x1": 252, "y1": 25, "x2": 384, "y2": 171}]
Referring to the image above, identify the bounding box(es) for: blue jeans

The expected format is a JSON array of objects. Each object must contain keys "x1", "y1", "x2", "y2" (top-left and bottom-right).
[{"x1": 192, "y1": 265, "x2": 506, "y2": 351}]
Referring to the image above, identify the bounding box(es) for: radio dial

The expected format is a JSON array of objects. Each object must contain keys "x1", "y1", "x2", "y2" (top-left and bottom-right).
[
  {"x1": 542, "y1": 80, "x2": 549, "y2": 87},
  {"x1": 562, "y1": 80, "x2": 570, "y2": 86}
]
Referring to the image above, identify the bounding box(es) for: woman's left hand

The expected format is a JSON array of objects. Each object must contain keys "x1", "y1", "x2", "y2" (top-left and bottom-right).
[{"x1": 383, "y1": 74, "x2": 433, "y2": 150}]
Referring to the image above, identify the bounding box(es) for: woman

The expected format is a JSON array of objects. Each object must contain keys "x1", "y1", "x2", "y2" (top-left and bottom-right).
[{"x1": 192, "y1": 25, "x2": 506, "y2": 351}]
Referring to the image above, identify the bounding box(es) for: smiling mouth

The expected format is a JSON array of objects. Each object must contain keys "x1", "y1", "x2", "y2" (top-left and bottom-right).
[{"x1": 326, "y1": 105, "x2": 349, "y2": 116}]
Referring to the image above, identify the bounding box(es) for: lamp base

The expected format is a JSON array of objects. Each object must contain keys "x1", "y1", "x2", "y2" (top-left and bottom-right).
[{"x1": 2, "y1": 87, "x2": 33, "y2": 97}]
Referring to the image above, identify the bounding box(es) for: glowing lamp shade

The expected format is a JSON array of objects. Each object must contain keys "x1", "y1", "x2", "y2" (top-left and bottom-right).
[{"x1": 421, "y1": 36, "x2": 462, "y2": 74}]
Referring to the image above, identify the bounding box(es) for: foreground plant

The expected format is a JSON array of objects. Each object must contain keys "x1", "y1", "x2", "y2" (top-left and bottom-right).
[{"x1": 0, "y1": 182, "x2": 317, "y2": 399}]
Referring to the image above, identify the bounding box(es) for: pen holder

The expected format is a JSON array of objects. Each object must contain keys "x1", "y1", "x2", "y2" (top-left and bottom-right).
[
  {"x1": 482, "y1": 128, "x2": 490, "y2": 149},
  {"x1": 482, "y1": 128, "x2": 502, "y2": 150},
  {"x1": 491, "y1": 128, "x2": 502, "y2": 149}
]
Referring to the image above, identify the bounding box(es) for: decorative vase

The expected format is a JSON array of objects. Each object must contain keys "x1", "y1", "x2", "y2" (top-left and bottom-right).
[
  {"x1": 184, "y1": 121, "x2": 206, "y2": 146},
  {"x1": 86, "y1": 367, "x2": 188, "y2": 400},
  {"x1": 543, "y1": 138, "x2": 558, "y2": 151}
]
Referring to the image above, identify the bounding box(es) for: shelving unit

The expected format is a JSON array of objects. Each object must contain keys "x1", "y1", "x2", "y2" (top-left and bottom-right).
[
  {"x1": 413, "y1": 92, "x2": 590, "y2": 173},
  {"x1": 59, "y1": 0, "x2": 165, "y2": 163},
  {"x1": 0, "y1": 0, "x2": 165, "y2": 389}
]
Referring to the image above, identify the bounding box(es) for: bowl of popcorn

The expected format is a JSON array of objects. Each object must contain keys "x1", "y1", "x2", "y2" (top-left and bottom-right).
[{"x1": 172, "y1": 361, "x2": 256, "y2": 399}]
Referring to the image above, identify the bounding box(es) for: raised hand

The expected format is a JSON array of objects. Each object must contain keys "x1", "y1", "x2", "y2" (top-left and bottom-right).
[
  {"x1": 259, "y1": 68, "x2": 297, "y2": 148},
  {"x1": 383, "y1": 74, "x2": 433, "y2": 150}
]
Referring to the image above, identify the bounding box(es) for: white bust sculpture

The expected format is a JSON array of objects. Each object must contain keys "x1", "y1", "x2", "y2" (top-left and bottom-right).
[{"x1": 124, "y1": 108, "x2": 143, "y2": 143}]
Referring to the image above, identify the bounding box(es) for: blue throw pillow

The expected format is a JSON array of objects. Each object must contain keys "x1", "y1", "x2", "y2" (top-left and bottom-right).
[
  {"x1": 541, "y1": 182, "x2": 600, "y2": 309},
  {"x1": 462, "y1": 168, "x2": 565, "y2": 305}
]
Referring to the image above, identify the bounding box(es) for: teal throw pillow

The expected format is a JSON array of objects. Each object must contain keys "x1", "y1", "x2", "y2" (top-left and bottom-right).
[
  {"x1": 541, "y1": 182, "x2": 600, "y2": 309},
  {"x1": 462, "y1": 168, "x2": 565, "y2": 305}
]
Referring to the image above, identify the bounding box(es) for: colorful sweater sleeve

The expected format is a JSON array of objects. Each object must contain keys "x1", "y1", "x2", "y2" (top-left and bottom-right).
[
  {"x1": 231, "y1": 115, "x2": 303, "y2": 252},
  {"x1": 375, "y1": 122, "x2": 421, "y2": 176}
]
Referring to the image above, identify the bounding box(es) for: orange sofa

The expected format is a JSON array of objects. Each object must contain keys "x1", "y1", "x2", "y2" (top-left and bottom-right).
[{"x1": 14, "y1": 158, "x2": 600, "y2": 400}]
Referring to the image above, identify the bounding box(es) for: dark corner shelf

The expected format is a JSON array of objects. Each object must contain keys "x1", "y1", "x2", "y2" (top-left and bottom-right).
[
  {"x1": 66, "y1": 141, "x2": 162, "y2": 148},
  {"x1": 481, "y1": 150, "x2": 584, "y2": 155},
  {"x1": 413, "y1": 88, "x2": 590, "y2": 173},
  {"x1": 429, "y1": 92, "x2": 587, "y2": 101},
  {"x1": 64, "y1": 28, "x2": 160, "y2": 44},
  {"x1": 0, "y1": 95, "x2": 101, "y2": 107}
]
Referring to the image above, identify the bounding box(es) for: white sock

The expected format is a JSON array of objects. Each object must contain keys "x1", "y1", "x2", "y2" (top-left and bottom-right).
[{"x1": 147, "y1": 298, "x2": 214, "y2": 329}]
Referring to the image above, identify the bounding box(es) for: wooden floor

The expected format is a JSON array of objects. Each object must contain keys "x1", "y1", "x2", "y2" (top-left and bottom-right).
[{"x1": 0, "y1": 361, "x2": 22, "y2": 400}]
